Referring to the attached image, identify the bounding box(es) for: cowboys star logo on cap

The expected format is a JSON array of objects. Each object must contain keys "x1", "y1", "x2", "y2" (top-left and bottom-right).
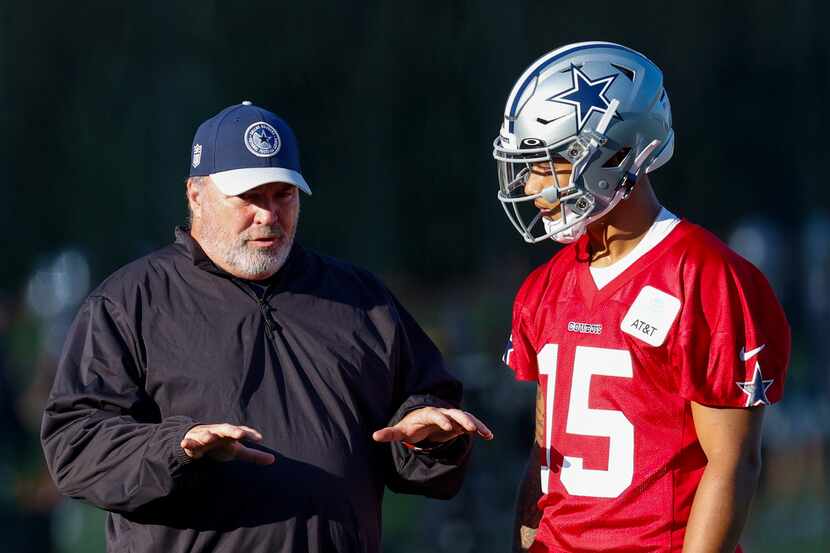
[{"x1": 244, "y1": 122, "x2": 281, "y2": 158}]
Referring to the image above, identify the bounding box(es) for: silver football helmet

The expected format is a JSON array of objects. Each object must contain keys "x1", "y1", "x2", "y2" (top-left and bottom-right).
[{"x1": 494, "y1": 41, "x2": 674, "y2": 243}]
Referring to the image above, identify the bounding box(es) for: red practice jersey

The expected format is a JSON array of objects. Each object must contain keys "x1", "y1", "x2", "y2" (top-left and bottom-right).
[{"x1": 504, "y1": 220, "x2": 790, "y2": 553}]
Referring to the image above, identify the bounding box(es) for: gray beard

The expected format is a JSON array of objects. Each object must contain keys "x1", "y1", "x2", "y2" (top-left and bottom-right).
[
  {"x1": 200, "y1": 219, "x2": 296, "y2": 280},
  {"x1": 222, "y1": 237, "x2": 293, "y2": 278}
]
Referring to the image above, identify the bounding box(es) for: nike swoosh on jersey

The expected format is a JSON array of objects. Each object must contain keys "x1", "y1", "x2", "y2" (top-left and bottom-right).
[{"x1": 739, "y1": 344, "x2": 766, "y2": 361}]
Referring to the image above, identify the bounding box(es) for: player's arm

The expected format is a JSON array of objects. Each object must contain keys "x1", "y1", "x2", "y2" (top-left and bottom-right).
[
  {"x1": 513, "y1": 384, "x2": 544, "y2": 552},
  {"x1": 683, "y1": 402, "x2": 765, "y2": 553}
]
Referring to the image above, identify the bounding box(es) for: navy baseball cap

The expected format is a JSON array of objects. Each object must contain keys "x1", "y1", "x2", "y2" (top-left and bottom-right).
[{"x1": 188, "y1": 101, "x2": 311, "y2": 195}]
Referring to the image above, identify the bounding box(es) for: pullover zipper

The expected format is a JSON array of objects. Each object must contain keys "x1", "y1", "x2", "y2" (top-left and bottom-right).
[
  {"x1": 257, "y1": 296, "x2": 276, "y2": 335},
  {"x1": 231, "y1": 278, "x2": 278, "y2": 335}
]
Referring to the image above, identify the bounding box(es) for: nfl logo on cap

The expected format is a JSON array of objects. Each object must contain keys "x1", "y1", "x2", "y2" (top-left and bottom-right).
[
  {"x1": 192, "y1": 144, "x2": 202, "y2": 168},
  {"x1": 188, "y1": 100, "x2": 312, "y2": 196}
]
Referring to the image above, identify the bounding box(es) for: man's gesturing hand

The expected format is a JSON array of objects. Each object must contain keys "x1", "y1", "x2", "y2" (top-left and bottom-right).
[
  {"x1": 372, "y1": 407, "x2": 494, "y2": 446},
  {"x1": 180, "y1": 424, "x2": 275, "y2": 465}
]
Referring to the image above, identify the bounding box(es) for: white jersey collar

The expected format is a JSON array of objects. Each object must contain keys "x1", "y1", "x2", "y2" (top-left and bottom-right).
[{"x1": 589, "y1": 207, "x2": 681, "y2": 290}]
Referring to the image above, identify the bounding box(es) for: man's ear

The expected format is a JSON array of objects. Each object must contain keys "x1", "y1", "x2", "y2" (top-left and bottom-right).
[{"x1": 186, "y1": 177, "x2": 203, "y2": 219}]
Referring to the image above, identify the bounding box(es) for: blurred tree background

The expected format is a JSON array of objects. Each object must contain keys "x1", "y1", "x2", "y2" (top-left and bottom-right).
[{"x1": 1, "y1": 1, "x2": 827, "y2": 551}]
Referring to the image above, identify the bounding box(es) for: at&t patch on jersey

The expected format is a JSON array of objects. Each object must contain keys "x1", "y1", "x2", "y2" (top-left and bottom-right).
[{"x1": 621, "y1": 285, "x2": 681, "y2": 346}]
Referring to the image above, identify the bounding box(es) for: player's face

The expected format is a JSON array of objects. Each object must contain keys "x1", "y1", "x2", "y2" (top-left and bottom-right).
[
  {"x1": 524, "y1": 157, "x2": 573, "y2": 221},
  {"x1": 196, "y1": 179, "x2": 300, "y2": 280}
]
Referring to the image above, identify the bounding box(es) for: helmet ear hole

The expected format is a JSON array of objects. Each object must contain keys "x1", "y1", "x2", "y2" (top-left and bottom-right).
[{"x1": 602, "y1": 147, "x2": 632, "y2": 168}]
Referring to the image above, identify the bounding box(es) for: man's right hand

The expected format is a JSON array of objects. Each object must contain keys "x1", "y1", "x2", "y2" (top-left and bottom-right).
[{"x1": 180, "y1": 424, "x2": 275, "y2": 465}]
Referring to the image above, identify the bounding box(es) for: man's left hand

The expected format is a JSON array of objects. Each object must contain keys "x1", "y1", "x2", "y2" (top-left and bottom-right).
[{"x1": 372, "y1": 407, "x2": 494, "y2": 446}]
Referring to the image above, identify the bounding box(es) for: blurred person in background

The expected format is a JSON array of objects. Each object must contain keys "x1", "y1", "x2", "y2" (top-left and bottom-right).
[
  {"x1": 0, "y1": 294, "x2": 59, "y2": 553},
  {"x1": 493, "y1": 42, "x2": 790, "y2": 552},
  {"x1": 40, "y1": 101, "x2": 492, "y2": 553}
]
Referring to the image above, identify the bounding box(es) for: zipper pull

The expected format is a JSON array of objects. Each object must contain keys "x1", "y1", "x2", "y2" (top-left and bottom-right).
[{"x1": 257, "y1": 298, "x2": 277, "y2": 334}]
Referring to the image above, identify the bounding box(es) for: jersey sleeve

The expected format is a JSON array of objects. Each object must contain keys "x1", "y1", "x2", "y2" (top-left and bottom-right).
[
  {"x1": 674, "y1": 252, "x2": 790, "y2": 407},
  {"x1": 504, "y1": 299, "x2": 538, "y2": 381}
]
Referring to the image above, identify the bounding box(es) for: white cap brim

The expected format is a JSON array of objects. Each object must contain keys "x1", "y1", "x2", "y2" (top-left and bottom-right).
[{"x1": 210, "y1": 167, "x2": 312, "y2": 196}]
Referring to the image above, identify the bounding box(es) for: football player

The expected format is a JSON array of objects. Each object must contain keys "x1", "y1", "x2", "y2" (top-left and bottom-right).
[{"x1": 495, "y1": 42, "x2": 790, "y2": 553}]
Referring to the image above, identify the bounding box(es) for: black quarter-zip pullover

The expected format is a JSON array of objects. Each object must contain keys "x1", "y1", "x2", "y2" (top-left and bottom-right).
[{"x1": 41, "y1": 228, "x2": 470, "y2": 553}]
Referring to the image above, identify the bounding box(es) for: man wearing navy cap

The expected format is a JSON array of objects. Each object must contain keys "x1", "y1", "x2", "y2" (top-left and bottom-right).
[{"x1": 41, "y1": 102, "x2": 492, "y2": 553}]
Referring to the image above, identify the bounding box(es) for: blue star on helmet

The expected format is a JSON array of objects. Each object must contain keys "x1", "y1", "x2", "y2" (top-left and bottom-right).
[
  {"x1": 736, "y1": 362, "x2": 774, "y2": 407},
  {"x1": 549, "y1": 66, "x2": 619, "y2": 131}
]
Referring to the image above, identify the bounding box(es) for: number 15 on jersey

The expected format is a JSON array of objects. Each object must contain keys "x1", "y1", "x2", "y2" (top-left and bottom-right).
[{"x1": 538, "y1": 344, "x2": 634, "y2": 499}]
